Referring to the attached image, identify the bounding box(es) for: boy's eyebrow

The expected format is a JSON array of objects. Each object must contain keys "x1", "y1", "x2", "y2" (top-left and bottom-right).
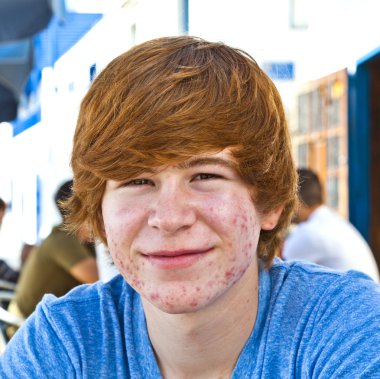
[
  {"x1": 177, "y1": 157, "x2": 236, "y2": 170},
  {"x1": 129, "y1": 157, "x2": 236, "y2": 177}
]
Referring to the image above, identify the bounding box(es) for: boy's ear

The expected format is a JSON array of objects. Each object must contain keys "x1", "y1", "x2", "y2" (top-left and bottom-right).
[{"x1": 261, "y1": 206, "x2": 283, "y2": 230}]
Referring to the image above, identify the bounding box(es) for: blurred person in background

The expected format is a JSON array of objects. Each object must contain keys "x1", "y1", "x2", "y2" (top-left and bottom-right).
[
  {"x1": 0, "y1": 198, "x2": 5, "y2": 227},
  {"x1": 7, "y1": 180, "x2": 99, "y2": 327},
  {"x1": 19, "y1": 243, "x2": 35, "y2": 266},
  {"x1": 0, "y1": 198, "x2": 20, "y2": 285},
  {"x1": 282, "y1": 168, "x2": 379, "y2": 282}
]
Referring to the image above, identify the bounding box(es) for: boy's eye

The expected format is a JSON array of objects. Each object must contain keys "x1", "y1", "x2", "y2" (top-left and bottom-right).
[
  {"x1": 123, "y1": 178, "x2": 153, "y2": 186},
  {"x1": 193, "y1": 173, "x2": 221, "y2": 181}
]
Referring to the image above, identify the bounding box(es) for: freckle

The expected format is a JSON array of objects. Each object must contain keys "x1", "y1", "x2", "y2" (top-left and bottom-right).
[
  {"x1": 232, "y1": 218, "x2": 237, "y2": 225},
  {"x1": 207, "y1": 261, "x2": 213, "y2": 267}
]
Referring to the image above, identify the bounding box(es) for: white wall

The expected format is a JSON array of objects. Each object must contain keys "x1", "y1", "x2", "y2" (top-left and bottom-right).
[
  {"x1": 189, "y1": 0, "x2": 380, "y2": 79},
  {"x1": 1, "y1": 0, "x2": 380, "y2": 266}
]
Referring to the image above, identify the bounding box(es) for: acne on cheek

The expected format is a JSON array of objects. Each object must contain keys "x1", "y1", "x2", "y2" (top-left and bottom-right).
[
  {"x1": 240, "y1": 214, "x2": 248, "y2": 223},
  {"x1": 238, "y1": 215, "x2": 258, "y2": 234},
  {"x1": 218, "y1": 271, "x2": 243, "y2": 288},
  {"x1": 163, "y1": 301, "x2": 175, "y2": 310},
  {"x1": 229, "y1": 255, "x2": 237, "y2": 263},
  {"x1": 127, "y1": 275, "x2": 147, "y2": 292},
  {"x1": 240, "y1": 224, "x2": 248, "y2": 233},
  {"x1": 221, "y1": 254, "x2": 253, "y2": 287},
  {"x1": 149, "y1": 292, "x2": 160, "y2": 301},
  {"x1": 242, "y1": 240, "x2": 255, "y2": 257},
  {"x1": 224, "y1": 269, "x2": 235, "y2": 279},
  {"x1": 180, "y1": 286, "x2": 187, "y2": 294},
  {"x1": 114, "y1": 255, "x2": 126, "y2": 271},
  {"x1": 131, "y1": 278, "x2": 142, "y2": 287},
  {"x1": 111, "y1": 247, "x2": 136, "y2": 278}
]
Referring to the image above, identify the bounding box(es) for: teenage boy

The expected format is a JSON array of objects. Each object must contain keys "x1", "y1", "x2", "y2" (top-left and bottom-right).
[{"x1": 1, "y1": 36, "x2": 379, "y2": 378}]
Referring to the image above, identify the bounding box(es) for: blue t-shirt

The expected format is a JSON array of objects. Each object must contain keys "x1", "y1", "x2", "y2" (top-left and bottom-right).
[{"x1": 1, "y1": 260, "x2": 380, "y2": 378}]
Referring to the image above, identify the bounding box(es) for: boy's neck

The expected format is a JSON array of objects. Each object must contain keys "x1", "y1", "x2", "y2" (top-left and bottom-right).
[{"x1": 142, "y1": 260, "x2": 259, "y2": 379}]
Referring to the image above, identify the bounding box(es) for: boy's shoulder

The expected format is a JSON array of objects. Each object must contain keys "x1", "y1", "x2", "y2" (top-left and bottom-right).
[
  {"x1": 268, "y1": 259, "x2": 379, "y2": 304},
  {"x1": 42, "y1": 274, "x2": 130, "y2": 314}
]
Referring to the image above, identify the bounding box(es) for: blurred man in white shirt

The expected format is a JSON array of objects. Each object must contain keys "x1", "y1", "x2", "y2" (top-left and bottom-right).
[{"x1": 283, "y1": 168, "x2": 379, "y2": 282}]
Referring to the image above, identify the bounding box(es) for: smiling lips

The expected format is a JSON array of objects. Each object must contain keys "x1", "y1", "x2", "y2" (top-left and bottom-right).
[{"x1": 142, "y1": 248, "x2": 213, "y2": 269}]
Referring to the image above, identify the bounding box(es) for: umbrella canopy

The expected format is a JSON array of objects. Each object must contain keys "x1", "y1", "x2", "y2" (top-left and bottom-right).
[
  {"x1": 0, "y1": 0, "x2": 58, "y2": 123},
  {"x1": 0, "y1": 40, "x2": 33, "y2": 122},
  {"x1": 0, "y1": 0, "x2": 53, "y2": 42},
  {"x1": 0, "y1": 2, "x2": 100, "y2": 125}
]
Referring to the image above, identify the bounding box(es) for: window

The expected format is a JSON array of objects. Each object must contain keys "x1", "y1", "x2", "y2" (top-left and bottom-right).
[
  {"x1": 298, "y1": 93, "x2": 310, "y2": 134},
  {"x1": 327, "y1": 136, "x2": 339, "y2": 169},
  {"x1": 328, "y1": 98, "x2": 340, "y2": 127},
  {"x1": 327, "y1": 80, "x2": 343, "y2": 127},
  {"x1": 310, "y1": 89, "x2": 323, "y2": 132},
  {"x1": 297, "y1": 143, "x2": 308, "y2": 167},
  {"x1": 327, "y1": 175, "x2": 339, "y2": 209}
]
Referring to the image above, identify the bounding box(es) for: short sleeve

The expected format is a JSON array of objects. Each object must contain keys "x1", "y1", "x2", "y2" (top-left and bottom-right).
[
  {"x1": 302, "y1": 272, "x2": 380, "y2": 377},
  {"x1": 0, "y1": 299, "x2": 76, "y2": 378},
  {"x1": 50, "y1": 234, "x2": 94, "y2": 271}
]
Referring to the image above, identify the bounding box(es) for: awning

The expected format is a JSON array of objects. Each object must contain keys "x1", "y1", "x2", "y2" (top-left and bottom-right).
[
  {"x1": 0, "y1": 40, "x2": 34, "y2": 122},
  {"x1": 0, "y1": 0, "x2": 67, "y2": 123},
  {"x1": 0, "y1": 82, "x2": 17, "y2": 122},
  {"x1": 8, "y1": 11, "x2": 103, "y2": 131},
  {"x1": 0, "y1": 0, "x2": 53, "y2": 42}
]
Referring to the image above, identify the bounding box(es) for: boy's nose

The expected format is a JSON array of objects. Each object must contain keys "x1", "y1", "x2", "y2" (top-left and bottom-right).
[{"x1": 147, "y1": 186, "x2": 196, "y2": 234}]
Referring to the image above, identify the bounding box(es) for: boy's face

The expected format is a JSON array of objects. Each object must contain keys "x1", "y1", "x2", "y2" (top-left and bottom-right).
[{"x1": 102, "y1": 149, "x2": 280, "y2": 313}]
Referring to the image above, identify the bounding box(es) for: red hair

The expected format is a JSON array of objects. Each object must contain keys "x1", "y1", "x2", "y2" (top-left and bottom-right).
[{"x1": 65, "y1": 36, "x2": 297, "y2": 266}]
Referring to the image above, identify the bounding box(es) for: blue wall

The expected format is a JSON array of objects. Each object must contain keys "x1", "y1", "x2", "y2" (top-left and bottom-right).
[{"x1": 348, "y1": 46, "x2": 380, "y2": 240}]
